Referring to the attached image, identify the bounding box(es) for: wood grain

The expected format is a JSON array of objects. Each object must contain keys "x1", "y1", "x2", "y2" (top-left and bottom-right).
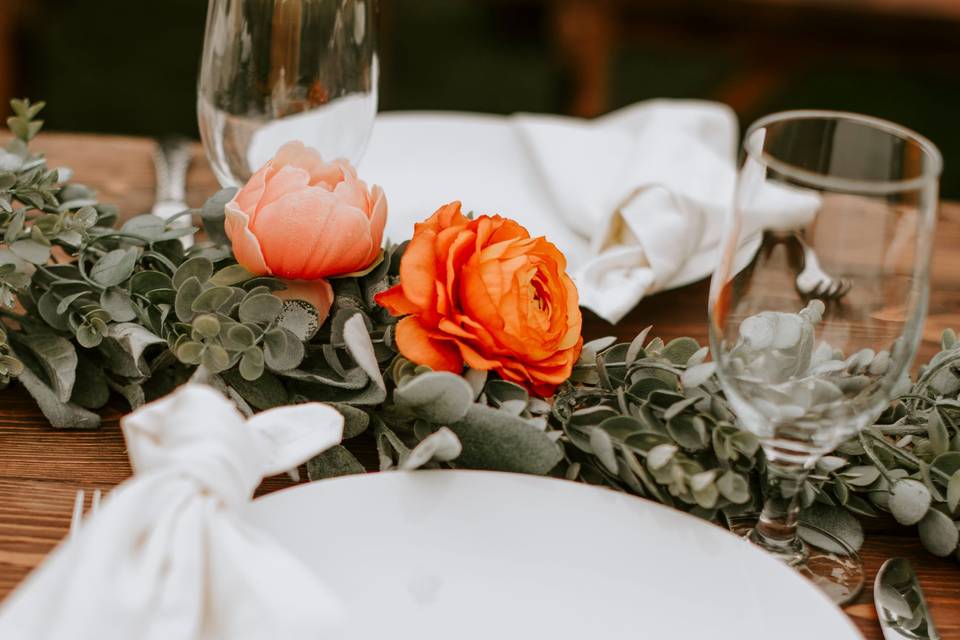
[{"x1": 0, "y1": 133, "x2": 958, "y2": 638}]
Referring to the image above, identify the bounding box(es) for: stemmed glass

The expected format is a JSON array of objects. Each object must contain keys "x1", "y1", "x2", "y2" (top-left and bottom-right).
[
  {"x1": 708, "y1": 111, "x2": 940, "y2": 604},
  {"x1": 198, "y1": 0, "x2": 378, "y2": 187}
]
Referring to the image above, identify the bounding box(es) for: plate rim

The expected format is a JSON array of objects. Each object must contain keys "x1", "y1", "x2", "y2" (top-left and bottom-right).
[{"x1": 249, "y1": 468, "x2": 863, "y2": 639}]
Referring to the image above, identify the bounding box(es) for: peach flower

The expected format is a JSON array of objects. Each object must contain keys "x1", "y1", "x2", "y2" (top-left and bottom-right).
[
  {"x1": 376, "y1": 202, "x2": 583, "y2": 397},
  {"x1": 225, "y1": 141, "x2": 387, "y2": 323}
]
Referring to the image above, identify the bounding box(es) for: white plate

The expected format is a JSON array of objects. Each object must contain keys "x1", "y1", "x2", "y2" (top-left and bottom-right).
[{"x1": 244, "y1": 470, "x2": 862, "y2": 640}]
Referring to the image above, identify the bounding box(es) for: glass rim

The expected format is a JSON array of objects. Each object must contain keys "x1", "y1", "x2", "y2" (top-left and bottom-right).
[{"x1": 744, "y1": 109, "x2": 943, "y2": 196}]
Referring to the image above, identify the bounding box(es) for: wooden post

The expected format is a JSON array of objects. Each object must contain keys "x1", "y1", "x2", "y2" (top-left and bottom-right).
[
  {"x1": 549, "y1": 0, "x2": 616, "y2": 118},
  {"x1": 0, "y1": 0, "x2": 18, "y2": 116}
]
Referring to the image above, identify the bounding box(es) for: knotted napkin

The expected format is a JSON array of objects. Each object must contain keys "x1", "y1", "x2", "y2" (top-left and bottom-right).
[
  {"x1": 0, "y1": 384, "x2": 344, "y2": 640},
  {"x1": 513, "y1": 100, "x2": 821, "y2": 324}
]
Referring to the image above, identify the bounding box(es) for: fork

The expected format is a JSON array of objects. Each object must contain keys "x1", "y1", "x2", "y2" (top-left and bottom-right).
[
  {"x1": 793, "y1": 232, "x2": 852, "y2": 300},
  {"x1": 69, "y1": 488, "x2": 102, "y2": 541}
]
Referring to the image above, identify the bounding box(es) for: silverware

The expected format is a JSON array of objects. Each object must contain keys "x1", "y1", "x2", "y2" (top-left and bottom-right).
[
  {"x1": 69, "y1": 488, "x2": 102, "y2": 541},
  {"x1": 794, "y1": 231, "x2": 851, "y2": 300},
  {"x1": 151, "y1": 136, "x2": 194, "y2": 248},
  {"x1": 875, "y1": 557, "x2": 940, "y2": 640}
]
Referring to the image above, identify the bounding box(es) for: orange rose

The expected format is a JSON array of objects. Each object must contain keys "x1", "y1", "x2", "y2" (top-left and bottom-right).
[
  {"x1": 376, "y1": 202, "x2": 583, "y2": 397},
  {"x1": 225, "y1": 141, "x2": 387, "y2": 323}
]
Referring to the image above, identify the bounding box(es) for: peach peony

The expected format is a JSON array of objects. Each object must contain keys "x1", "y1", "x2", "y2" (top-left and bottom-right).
[
  {"x1": 376, "y1": 202, "x2": 583, "y2": 397},
  {"x1": 225, "y1": 141, "x2": 387, "y2": 323}
]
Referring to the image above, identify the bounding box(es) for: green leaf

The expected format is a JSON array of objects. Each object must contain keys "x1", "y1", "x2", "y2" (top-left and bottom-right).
[
  {"x1": 76, "y1": 320, "x2": 105, "y2": 348},
  {"x1": 590, "y1": 427, "x2": 618, "y2": 474},
  {"x1": 4, "y1": 209, "x2": 24, "y2": 244},
  {"x1": 201, "y1": 344, "x2": 231, "y2": 373},
  {"x1": 176, "y1": 341, "x2": 204, "y2": 365},
  {"x1": 121, "y1": 215, "x2": 166, "y2": 240},
  {"x1": 947, "y1": 471, "x2": 960, "y2": 513},
  {"x1": 173, "y1": 256, "x2": 215, "y2": 289},
  {"x1": 70, "y1": 354, "x2": 110, "y2": 410},
  {"x1": 799, "y1": 503, "x2": 864, "y2": 553},
  {"x1": 238, "y1": 293, "x2": 283, "y2": 324},
  {"x1": 191, "y1": 286, "x2": 235, "y2": 313},
  {"x1": 263, "y1": 327, "x2": 304, "y2": 371},
  {"x1": 332, "y1": 403, "x2": 370, "y2": 439},
  {"x1": 889, "y1": 479, "x2": 932, "y2": 526},
  {"x1": 402, "y1": 427, "x2": 462, "y2": 470},
  {"x1": 661, "y1": 337, "x2": 701, "y2": 365},
  {"x1": 449, "y1": 404, "x2": 563, "y2": 475},
  {"x1": 200, "y1": 188, "x2": 237, "y2": 245},
  {"x1": 917, "y1": 508, "x2": 959, "y2": 557},
  {"x1": 130, "y1": 270, "x2": 173, "y2": 294},
  {"x1": 221, "y1": 368, "x2": 288, "y2": 409},
  {"x1": 9, "y1": 239, "x2": 50, "y2": 265},
  {"x1": 395, "y1": 371, "x2": 474, "y2": 424},
  {"x1": 239, "y1": 347, "x2": 265, "y2": 381},
  {"x1": 174, "y1": 276, "x2": 203, "y2": 322},
  {"x1": 928, "y1": 410, "x2": 949, "y2": 456},
  {"x1": 210, "y1": 263, "x2": 254, "y2": 286},
  {"x1": 100, "y1": 287, "x2": 137, "y2": 322},
  {"x1": 342, "y1": 313, "x2": 386, "y2": 394},
  {"x1": 19, "y1": 333, "x2": 77, "y2": 403},
  {"x1": 717, "y1": 470, "x2": 750, "y2": 504},
  {"x1": 90, "y1": 248, "x2": 137, "y2": 287},
  {"x1": 15, "y1": 358, "x2": 99, "y2": 429},
  {"x1": 307, "y1": 445, "x2": 366, "y2": 480}
]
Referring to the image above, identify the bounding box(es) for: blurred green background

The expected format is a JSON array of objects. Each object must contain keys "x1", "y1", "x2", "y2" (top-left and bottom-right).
[{"x1": 5, "y1": 0, "x2": 960, "y2": 195}]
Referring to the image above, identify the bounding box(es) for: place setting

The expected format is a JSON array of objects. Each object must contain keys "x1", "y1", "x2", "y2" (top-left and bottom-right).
[{"x1": 0, "y1": 1, "x2": 957, "y2": 638}]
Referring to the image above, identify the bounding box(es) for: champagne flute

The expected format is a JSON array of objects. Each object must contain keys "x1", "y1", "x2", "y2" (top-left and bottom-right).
[
  {"x1": 198, "y1": 0, "x2": 378, "y2": 187},
  {"x1": 708, "y1": 111, "x2": 940, "y2": 604}
]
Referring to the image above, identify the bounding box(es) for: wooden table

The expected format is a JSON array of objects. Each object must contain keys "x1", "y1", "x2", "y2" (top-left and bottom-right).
[{"x1": 1, "y1": 133, "x2": 958, "y2": 638}]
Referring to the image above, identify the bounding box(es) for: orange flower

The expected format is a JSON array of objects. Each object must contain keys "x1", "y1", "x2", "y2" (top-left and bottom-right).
[
  {"x1": 376, "y1": 202, "x2": 583, "y2": 397},
  {"x1": 225, "y1": 142, "x2": 387, "y2": 324}
]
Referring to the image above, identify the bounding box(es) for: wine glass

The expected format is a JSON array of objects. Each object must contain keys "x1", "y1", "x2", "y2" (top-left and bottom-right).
[
  {"x1": 708, "y1": 111, "x2": 940, "y2": 604},
  {"x1": 198, "y1": 0, "x2": 378, "y2": 187}
]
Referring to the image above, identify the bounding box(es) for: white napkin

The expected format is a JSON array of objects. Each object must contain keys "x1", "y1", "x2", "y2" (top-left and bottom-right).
[
  {"x1": 360, "y1": 102, "x2": 820, "y2": 325},
  {"x1": 513, "y1": 99, "x2": 821, "y2": 324},
  {"x1": 0, "y1": 384, "x2": 344, "y2": 640}
]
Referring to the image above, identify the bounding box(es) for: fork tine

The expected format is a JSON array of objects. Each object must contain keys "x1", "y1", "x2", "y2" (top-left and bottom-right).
[
  {"x1": 91, "y1": 488, "x2": 102, "y2": 516},
  {"x1": 69, "y1": 489, "x2": 85, "y2": 541}
]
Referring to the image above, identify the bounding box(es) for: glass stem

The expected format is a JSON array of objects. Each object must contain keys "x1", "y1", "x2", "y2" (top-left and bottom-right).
[{"x1": 748, "y1": 449, "x2": 812, "y2": 564}]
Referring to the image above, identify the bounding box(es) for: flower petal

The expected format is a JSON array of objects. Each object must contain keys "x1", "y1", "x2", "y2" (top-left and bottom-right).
[
  {"x1": 224, "y1": 200, "x2": 270, "y2": 276},
  {"x1": 375, "y1": 284, "x2": 421, "y2": 316},
  {"x1": 396, "y1": 316, "x2": 463, "y2": 373}
]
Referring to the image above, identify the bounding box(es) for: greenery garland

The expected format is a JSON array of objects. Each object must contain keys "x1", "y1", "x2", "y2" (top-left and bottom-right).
[{"x1": 1, "y1": 101, "x2": 958, "y2": 561}]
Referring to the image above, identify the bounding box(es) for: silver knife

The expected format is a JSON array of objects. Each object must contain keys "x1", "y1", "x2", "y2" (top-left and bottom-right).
[
  {"x1": 875, "y1": 557, "x2": 940, "y2": 640},
  {"x1": 151, "y1": 137, "x2": 194, "y2": 248}
]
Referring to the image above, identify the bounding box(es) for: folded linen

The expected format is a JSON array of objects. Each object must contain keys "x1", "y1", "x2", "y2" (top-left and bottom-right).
[{"x1": 0, "y1": 384, "x2": 344, "y2": 640}]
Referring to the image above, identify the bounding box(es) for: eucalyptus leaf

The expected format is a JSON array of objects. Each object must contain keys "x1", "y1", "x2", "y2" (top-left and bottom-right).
[
  {"x1": 799, "y1": 503, "x2": 865, "y2": 553},
  {"x1": 307, "y1": 445, "x2": 366, "y2": 480},
  {"x1": 90, "y1": 248, "x2": 137, "y2": 287},
  {"x1": 395, "y1": 371, "x2": 474, "y2": 424},
  {"x1": 238, "y1": 293, "x2": 283, "y2": 324},
  {"x1": 889, "y1": 479, "x2": 932, "y2": 526},
  {"x1": 16, "y1": 359, "x2": 99, "y2": 429},
  {"x1": 18, "y1": 333, "x2": 77, "y2": 402},
  {"x1": 402, "y1": 427, "x2": 462, "y2": 470},
  {"x1": 100, "y1": 287, "x2": 136, "y2": 322},
  {"x1": 917, "y1": 508, "x2": 959, "y2": 557},
  {"x1": 590, "y1": 428, "x2": 618, "y2": 474},
  {"x1": 450, "y1": 405, "x2": 562, "y2": 475},
  {"x1": 10, "y1": 239, "x2": 50, "y2": 265}
]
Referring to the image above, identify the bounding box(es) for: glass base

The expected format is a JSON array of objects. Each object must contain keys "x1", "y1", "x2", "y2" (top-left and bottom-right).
[{"x1": 729, "y1": 517, "x2": 864, "y2": 605}]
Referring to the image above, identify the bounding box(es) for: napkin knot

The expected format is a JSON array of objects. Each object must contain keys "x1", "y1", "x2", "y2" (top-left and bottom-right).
[
  {"x1": 123, "y1": 385, "x2": 270, "y2": 506},
  {"x1": 0, "y1": 383, "x2": 345, "y2": 640}
]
